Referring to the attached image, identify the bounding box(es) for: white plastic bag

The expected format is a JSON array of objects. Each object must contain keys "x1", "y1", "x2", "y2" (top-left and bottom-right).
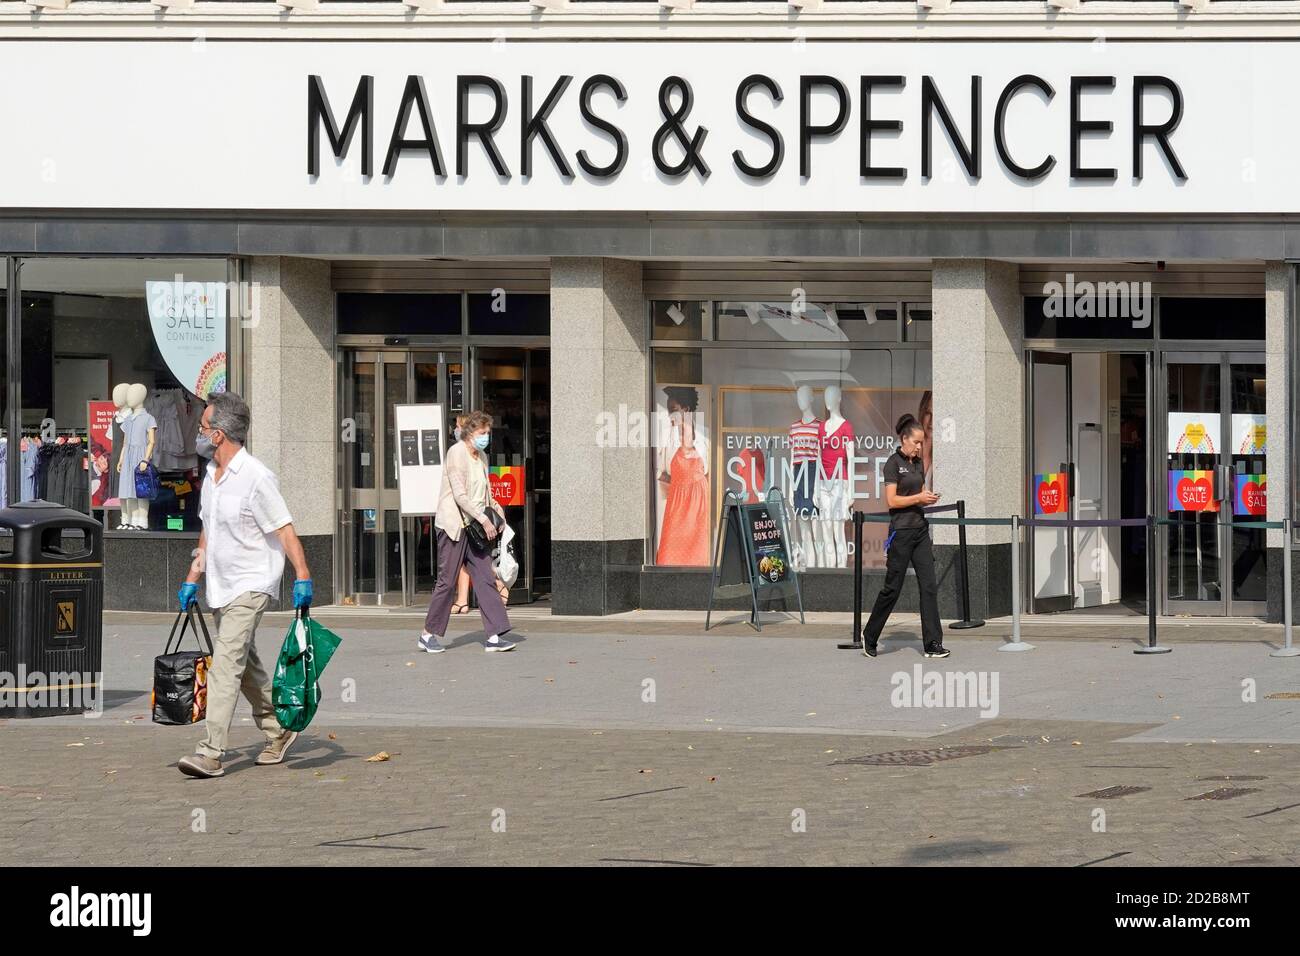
[{"x1": 495, "y1": 522, "x2": 519, "y2": 588}]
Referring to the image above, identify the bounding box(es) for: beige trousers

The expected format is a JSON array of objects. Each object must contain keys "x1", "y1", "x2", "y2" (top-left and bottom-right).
[{"x1": 197, "y1": 591, "x2": 287, "y2": 759}]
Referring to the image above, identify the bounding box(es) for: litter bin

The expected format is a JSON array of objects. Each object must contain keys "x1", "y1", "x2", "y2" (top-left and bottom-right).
[{"x1": 0, "y1": 500, "x2": 104, "y2": 718}]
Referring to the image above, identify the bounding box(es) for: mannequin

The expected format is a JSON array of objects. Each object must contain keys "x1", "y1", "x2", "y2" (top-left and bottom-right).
[
  {"x1": 814, "y1": 384, "x2": 855, "y2": 568},
  {"x1": 115, "y1": 383, "x2": 157, "y2": 530},
  {"x1": 788, "y1": 385, "x2": 823, "y2": 570}
]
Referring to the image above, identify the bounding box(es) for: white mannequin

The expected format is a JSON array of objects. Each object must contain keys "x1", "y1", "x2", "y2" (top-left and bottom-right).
[
  {"x1": 815, "y1": 385, "x2": 851, "y2": 568},
  {"x1": 112, "y1": 383, "x2": 129, "y2": 420},
  {"x1": 116, "y1": 382, "x2": 157, "y2": 530},
  {"x1": 788, "y1": 385, "x2": 820, "y2": 570}
]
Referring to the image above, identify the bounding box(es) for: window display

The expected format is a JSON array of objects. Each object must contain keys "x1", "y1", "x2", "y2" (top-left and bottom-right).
[
  {"x1": 0, "y1": 258, "x2": 230, "y2": 526},
  {"x1": 651, "y1": 300, "x2": 932, "y2": 571}
]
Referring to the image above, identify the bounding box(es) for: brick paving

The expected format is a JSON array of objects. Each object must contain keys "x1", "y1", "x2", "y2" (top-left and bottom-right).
[{"x1": 2, "y1": 719, "x2": 1297, "y2": 866}]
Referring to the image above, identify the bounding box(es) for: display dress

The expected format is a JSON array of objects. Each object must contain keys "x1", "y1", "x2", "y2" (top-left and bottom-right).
[
  {"x1": 116, "y1": 411, "x2": 157, "y2": 500},
  {"x1": 656, "y1": 444, "x2": 710, "y2": 565}
]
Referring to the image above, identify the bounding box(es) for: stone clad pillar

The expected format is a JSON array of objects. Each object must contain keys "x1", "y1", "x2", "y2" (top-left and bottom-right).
[
  {"x1": 930, "y1": 259, "x2": 1023, "y2": 619},
  {"x1": 549, "y1": 258, "x2": 647, "y2": 615}
]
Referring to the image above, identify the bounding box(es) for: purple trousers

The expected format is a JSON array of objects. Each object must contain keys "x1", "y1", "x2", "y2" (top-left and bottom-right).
[{"x1": 424, "y1": 528, "x2": 511, "y2": 639}]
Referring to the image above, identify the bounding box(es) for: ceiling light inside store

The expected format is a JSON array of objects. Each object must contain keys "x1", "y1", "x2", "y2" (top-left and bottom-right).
[
  {"x1": 28, "y1": 0, "x2": 71, "y2": 9},
  {"x1": 402, "y1": 0, "x2": 444, "y2": 9},
  {"x1": 1178, "y1": 0, "x2": 1210, "y2": 10},
  {"x1": 667, "y1": 303, "x2": 687, "y2": 326},
  {"x1": 276, "y1": 0, "x2": 320, "y2": 10},
  {"x1": 529, "y1": 0, "x2": 567, "y2": 10},
  {"x1": 789, "y1": 0, "x2": 824, "y2": 10},
  {"x1": 916, "y1": 0, "x2": 952, "y2": 10},
  {"x1": 153, "y1": 0, "x2": 195, "y2": 8},
  {"x1": 1046, "y1": 0, "x2": 1080, "y2": 10},
  {"x1": 742, "y1": 305, "x2": 762, "y2": 326},
  {"x1": 659, "y1": 0, "x2": 694, "y2": 10},
  {"x1": 860, "y1": 304, "x2": 879, "y2": 325}
]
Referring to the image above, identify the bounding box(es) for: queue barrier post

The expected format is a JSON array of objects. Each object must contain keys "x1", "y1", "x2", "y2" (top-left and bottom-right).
[
  {"x1": 1271, "y1": 517, "x2": 1299, "y2": 658},
  {"x1": 838, "y1": 510, "x2": 866, "y2": 650},
  {"x1": 999, "y1": 513, "x2": 1034, "y2": 652},
  {"x1": 1135, "y1": 513, "x2": 1173, "y2": 655},
  {"x1": 949, "y1": 499, "x2": 985, "y2": 630}
]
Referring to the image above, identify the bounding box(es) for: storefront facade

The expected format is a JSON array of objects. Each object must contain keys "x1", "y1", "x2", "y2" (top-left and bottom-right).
[{"x1": 2, "y1": 2, "x2": 1298, "y2": 620}]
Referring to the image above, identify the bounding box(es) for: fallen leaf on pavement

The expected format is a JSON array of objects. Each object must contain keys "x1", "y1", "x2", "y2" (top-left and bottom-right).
[
  {"x1": 638, "y1": 768, "x2": 653, "y2": 774},
  {"x1": 66, "y1": 742, "x2": 84, "y2": 747},
  {"x1": 545, "y1": 678, "x2": 555, "y2": 683},
  {"x1": 707, "y1": 776, "x2": 717, "y2": 783},
  {"x1": 805, "y1": 712, "x2": 817, "y2": 717},
  {"x1": 1071, "y1": 741, "x2": 1082, "y2": 747},
  {"x1": 327, "y1": 733, "x2": 337, "y2": 740},
  {"x1": 366, "y1": 751, "x2": 392, "y2": 762},
  {"x1": 405, "y1": 662, "x2": 415, "y2": 668},
  {"x1": 568, "y1": 660, "x2": 578, "y2": 665}
]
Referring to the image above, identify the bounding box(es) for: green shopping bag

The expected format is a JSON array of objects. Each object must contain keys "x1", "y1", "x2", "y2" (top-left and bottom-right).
[{"x1": 272, "y1": 608, "x2": 343, "y2": 733}]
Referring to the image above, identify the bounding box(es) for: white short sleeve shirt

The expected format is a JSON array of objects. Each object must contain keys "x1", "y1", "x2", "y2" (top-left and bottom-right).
[{"x1": 199, "y1": 447, "x2": 294, "y2": 609}]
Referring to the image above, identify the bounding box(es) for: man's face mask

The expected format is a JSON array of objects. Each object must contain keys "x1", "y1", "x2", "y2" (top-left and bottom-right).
[{"x1": 196, "y1": 424, "x2": 220, "y2": 458}]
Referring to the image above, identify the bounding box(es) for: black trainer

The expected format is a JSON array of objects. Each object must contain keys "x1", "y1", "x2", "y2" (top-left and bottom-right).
[
  {"x1": 862, "y1": 643, "x2": 878, "y2": 658},
  {"x1": 924, "y1": 644, "x2": 951, "y2": 659}
]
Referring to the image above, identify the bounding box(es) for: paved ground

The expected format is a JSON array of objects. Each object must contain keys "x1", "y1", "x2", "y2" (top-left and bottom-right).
[{"x1": 2, "y1": 610, "x2": 1298, "y2": 865}]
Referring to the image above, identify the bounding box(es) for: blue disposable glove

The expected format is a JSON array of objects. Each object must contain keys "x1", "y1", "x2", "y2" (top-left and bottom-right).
[
  {"x1": 293, "y1": 578, "x2": 314, "y2": 610},
  {"x1": 178, "y1": 581, "x2": 199, "y2": 610}
]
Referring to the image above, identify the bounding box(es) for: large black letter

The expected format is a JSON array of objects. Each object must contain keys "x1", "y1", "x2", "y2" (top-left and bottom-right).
[
  {"x1": 1133, "y1": 76, "x2": 1186, "y2": 181},
  {"x1": 921, "y1": 75, "x2": 981, "y2": 179},
  {"x1": 995, "y1": 75, "x2": 1055, "y2": 180},
  {"x1": 577, "y1": 75, "x2": 628, "y2": 178},
  {"x1": 307, "y1": 75, "x2": 372, "y2": 177},
  {"x1": 521, "y1": 75, "x2": 574, "y2": 178},
  {"x1": 733, "y1": 74, "x2": 784, "y2": 178},
  {"x1": 860, "y1": 75, "x2": 906, "y2": 180},
  {"x1": 382, "y1": 75, "x2": 445, "y2": 178},
  {"x1": 800, "y1": 76, "x2": 849, "y2": 179},
  {"x1": 1070, "y1": 75, "x2": 1117, "y2": 180},
  {"x1": 457, "y1": 75, "x2": 509, "y2": 178}
]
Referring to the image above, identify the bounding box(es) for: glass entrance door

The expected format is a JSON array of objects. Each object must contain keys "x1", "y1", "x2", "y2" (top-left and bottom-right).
[
  {"x1": 1027, "y1": 352, "x2": 1075, "y2": 613},
  {"x1": 1162, "y1": 352, "x2": 1267, "y2": 616},
  {"x1": 339, "y1": 350, "x2": 452, "y2": 606},
  {"x1": 472, "y1": 347, "x2": 551, "y2": 602}
]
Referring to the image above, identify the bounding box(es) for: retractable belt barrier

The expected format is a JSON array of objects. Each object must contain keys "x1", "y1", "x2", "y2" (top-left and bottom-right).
[{"x1": 841, "y1": 507, "x2": 1297, "y2": 659}]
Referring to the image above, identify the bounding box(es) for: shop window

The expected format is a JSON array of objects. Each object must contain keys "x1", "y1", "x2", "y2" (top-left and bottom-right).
[
  {"x1": 714, "y1": 301, "x2": 900, "y2": 343},
  {"x1": 904, "y1": 305, "x2": 932, "y2": 342},
  {"x1": 338, "y1": 292, "x2": 461, "y2": 336},
  {"x1": 468, "y1": 292, "x2": 549, "y2": 335},
  {"x1": 4, "y1": 258, "x2": 230, "y2": 530},
  {"x1": 1159, "y1": 297, "x2": 1265, "y2": 340},
  {"x1": 650, "y1": 326, "x2": 931, "y2": 573},
  {"x1": 651, "y1": 300, "x2": 706, "y2": 341}
]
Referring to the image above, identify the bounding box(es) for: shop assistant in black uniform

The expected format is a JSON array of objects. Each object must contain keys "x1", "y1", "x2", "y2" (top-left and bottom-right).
[{"x1": 861, "y1": 414, "x2": 949, "y2": 659}]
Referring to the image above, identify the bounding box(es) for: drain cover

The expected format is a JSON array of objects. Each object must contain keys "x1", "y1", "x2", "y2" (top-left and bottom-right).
[
  {"x1": 1076, "y1": 785, "x2": 1151, "y2": 799},
  {"x1": 1186, "y1": 787, "x2": 1261, "y2": 801},
  {"x1": 831, "y1": 745, "x2": 1015, "y2": 767},
  {"x1": 1197, "y1": 775, "x2": 1267, "y2": 782}
]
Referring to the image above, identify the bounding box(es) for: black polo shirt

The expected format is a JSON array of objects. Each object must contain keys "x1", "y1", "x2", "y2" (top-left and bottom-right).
[{"x1": 882, "y1": 449, "x2": 927, "y2": 530}]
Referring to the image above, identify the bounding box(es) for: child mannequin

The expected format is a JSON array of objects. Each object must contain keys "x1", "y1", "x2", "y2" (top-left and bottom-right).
[{"x1": 115, "y1": 382, "x2": 157, "y2": 530}]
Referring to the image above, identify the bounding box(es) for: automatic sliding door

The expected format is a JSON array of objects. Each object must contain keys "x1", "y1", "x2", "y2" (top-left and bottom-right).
[
  {"x1": 1028, "y1": 352, "x2": 1074, "y2": 612},
  {"x1": 1227, "y1": 358, "x2": 1267, "y2": 615}
]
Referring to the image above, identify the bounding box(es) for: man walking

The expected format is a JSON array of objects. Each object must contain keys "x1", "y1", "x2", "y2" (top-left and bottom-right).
[{"x1": 175, "y1": 391, "x2": 313, "y2": 779}]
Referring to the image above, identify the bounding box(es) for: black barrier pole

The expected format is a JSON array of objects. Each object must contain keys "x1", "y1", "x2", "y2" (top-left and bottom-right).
[
  {"x1": 949, "y1": 500, "x2": 985, "y2": 630},
  {"x1": 838, "y1": 510, "x2": 865, "y2": 649},
  {"x1": 1135, "y1": 513, "x2": 1172, "y2": 654}
]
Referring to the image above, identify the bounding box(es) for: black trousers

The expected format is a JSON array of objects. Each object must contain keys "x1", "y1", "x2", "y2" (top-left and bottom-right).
[{"x1": 862, "y1": 525, "x2": 943, "y2": 649}]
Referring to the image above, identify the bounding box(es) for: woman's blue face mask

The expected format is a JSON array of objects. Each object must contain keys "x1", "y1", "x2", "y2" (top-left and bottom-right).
[{"x1": 472, "y1": 432, "x2": 490, "y2": 451}]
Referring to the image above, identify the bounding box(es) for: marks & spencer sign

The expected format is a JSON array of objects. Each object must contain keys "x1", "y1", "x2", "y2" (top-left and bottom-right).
[{"x1": 2, "y1": 40, "x2": 1297, "y2": 212}]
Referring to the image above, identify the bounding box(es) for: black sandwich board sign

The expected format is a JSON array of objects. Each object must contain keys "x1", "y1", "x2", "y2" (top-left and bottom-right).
[{"x1": 705, "y1": 488, "x2": 805, "y2": 631}]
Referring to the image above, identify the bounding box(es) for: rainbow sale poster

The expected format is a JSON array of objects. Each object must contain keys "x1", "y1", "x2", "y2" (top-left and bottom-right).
[
  {"x1": 1034, "y1": 472, "x2": 1069, "y2": 514},
  {"x1": 1234, "y1": 474, "x2": 1267, "y2": 517},
  {"x1": 1168, "y1": 469, "x2": 1219, "y2": 513}
]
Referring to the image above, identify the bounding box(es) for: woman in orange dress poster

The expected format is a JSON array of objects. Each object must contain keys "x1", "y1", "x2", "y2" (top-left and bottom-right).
[{"x1": 656, "y1": 386, "x2": 710, "y2": 566}]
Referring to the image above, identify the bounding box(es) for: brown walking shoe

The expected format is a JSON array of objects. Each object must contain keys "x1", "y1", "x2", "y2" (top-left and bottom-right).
[
  {"x1": 256, "y1": 731, "x2": 299, "y2": 766},
  {"x1": 177, "y1": 753, "x2": 225, "y2": 778}
]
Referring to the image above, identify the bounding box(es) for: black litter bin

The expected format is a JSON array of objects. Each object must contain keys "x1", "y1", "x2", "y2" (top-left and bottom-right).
[{"x1": 0, "y1": 500, "x2": 104, "y2": 718}]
